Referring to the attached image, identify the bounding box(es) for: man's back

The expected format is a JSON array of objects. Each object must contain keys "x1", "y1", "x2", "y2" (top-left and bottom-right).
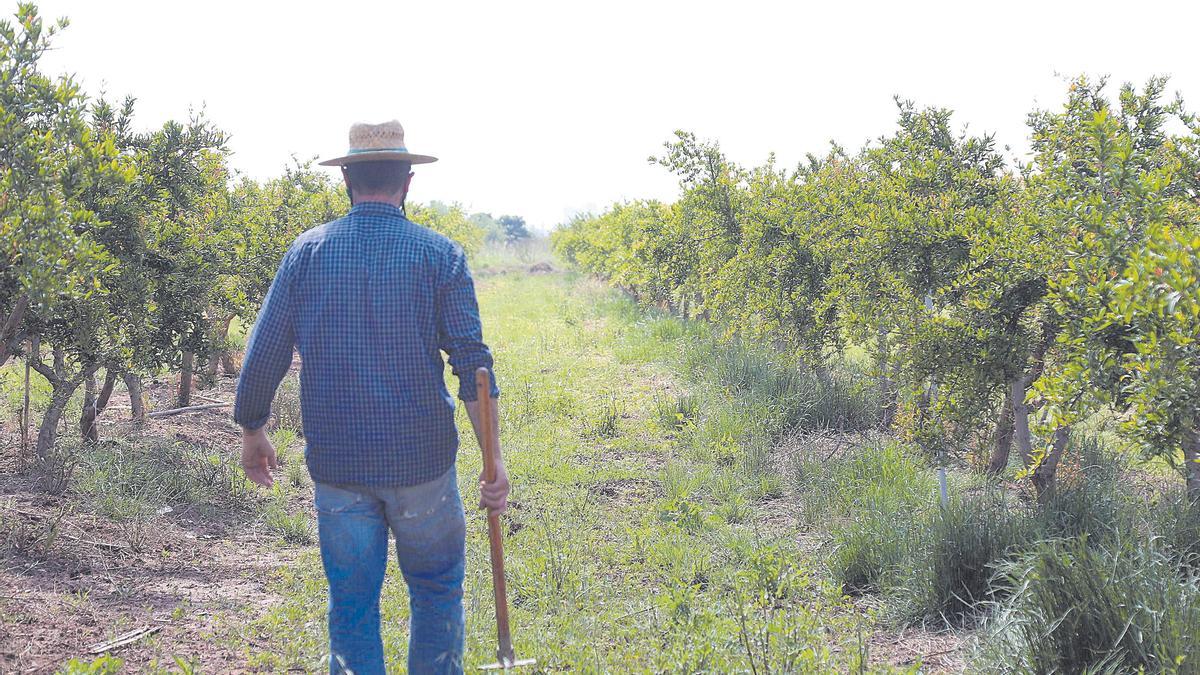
[{"x1": 233, "y1": 201, "x2": 498, "y2": 487}]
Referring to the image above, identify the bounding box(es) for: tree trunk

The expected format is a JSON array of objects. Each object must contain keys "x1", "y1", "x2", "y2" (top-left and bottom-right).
[
  {"x1": 1012, "y1": 378, "x2": 1035, "y2": 467},
  {"x1": 1184, "y1": 427, "x2": 1200, "y2": 502},
  {"x1": 203, "y1": 353, "x2": 220, "y2": 379},
  {"x1": 25, "y1": 339, "x2": 102, "y2": 459},
  {"x1": 179, "y1": 351, "x2": 194, "y2": 407},
  {"x1": 207, "y1": 315, "x2": 239, "y2": 376},
  {"x1": 124, "y1": 372, "x2": 146, "y2": 425},
  {"x1": 1032, "y1": 425, "x2": 1071, "y2": 505},
  {"x1": 987, "y1": 384, "x2": 1016, "y2": 476},
  {"x1": 876, "y1": 328, "x2": 898, "y2": 428},
  {"x1": 34, "y1": 367, "x2": 97, "y2": 459},
  {"x1": 0, "y1": 293, "x2": 30, "y2": 367},
  {"x1": 220, "y1": 350, "x2": 239, "y2": 375},
  {"x1": 37, "y1": 388, "x2": 74, "y2": 459},
  {"x1": 80, "y1": 373, "x2": 98, "y2": 444},
  {"x1": 80, "y1": 369, "x2": 117, "y2": 443}
]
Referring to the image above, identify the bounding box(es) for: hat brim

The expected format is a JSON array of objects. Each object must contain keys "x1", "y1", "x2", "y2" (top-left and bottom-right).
[{"x1": 318, "y1": 150, "x2": 438, "y2": 167}]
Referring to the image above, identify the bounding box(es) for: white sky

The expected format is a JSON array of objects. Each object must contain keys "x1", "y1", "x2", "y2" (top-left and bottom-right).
[{"x1": 34, "y1": 0, "x2": 1200, "y2": 231}]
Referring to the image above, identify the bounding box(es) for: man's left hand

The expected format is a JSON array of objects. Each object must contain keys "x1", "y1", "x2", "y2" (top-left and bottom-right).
[{"x1": 479, "y1": 461, "x2": 510, "y2": 516}]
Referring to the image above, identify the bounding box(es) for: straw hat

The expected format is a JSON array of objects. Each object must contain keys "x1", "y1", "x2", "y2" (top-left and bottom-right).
[{"x1": 318, "y1": 120, "x2": 438, "y2": 166}]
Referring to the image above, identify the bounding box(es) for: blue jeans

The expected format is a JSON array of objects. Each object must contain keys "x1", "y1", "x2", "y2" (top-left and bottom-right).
[{"x1": 315, "y1": 468, "x2": 466, "y2": 675}]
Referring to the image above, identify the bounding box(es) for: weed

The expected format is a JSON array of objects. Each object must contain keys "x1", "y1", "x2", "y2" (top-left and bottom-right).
[
  {"x1": 57, "y1": 655, "x2": 124, "y2": 674},
  {"x1": 1153, "y1": 489, "x2": 1200, "y2": 567},
  {"x1": 584, "y1": 393, "x2": 622, "y2": 439},
  {"x1": 898, "y1": 494, "x2": 1037, "y2": 625},
  {"x1": 793, "y1": 438, "x2": 934, "y2": 523},
  {"x1": 659, "y1": 497, "x2": 707, "y2": 533},
  {"x1": 716, "y1": 496, "x2": 752, "y2": 524},
  {"x1": 654, "y1": 391, "x2": 699, "y2": 431},
  {"x1": 0, "y1": 503, "x2": 68, "y2": 556},
  {"x1": 271, "y1": 374, "x2": 303, "y2": 434},
  {"x1": 662, "y1": 462, "x2": 710, "y2": 502},
  {"x1": 979, "y1": 537, "x2": 1200, "y2": 673},
  {"x1": 831, "y1": 507, "x2": 917, "y2": 596},
  {"x1": 74, "y1": 437, "x2": 258, "y2": 516},
  {"x1": 649, "y1": 317, "x2": 688, "y2": 341},
  {"x1": 286, "y1": 460, "x2": 308, "y2": 488},
  {"x1": 270, "y1": 427, "x2": 299, "y2": 454},
  {"x1": 263, "y1": 493, "x2": 313, "y2": 545},
  {"x1": 750, "y1": 473, "x2": 785, "y2": 501},
  {"x1": 1037, "y1": 433, "x2": 1134, "y2": 545},
  {"x1": 34, "y1": 443, "x2": 80, "y2": 495}
]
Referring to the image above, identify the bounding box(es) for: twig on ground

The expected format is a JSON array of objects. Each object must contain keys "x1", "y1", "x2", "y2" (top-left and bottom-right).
[
  {"x1": 61, "y1": 532, "x2": 130, "y2": 551},
  {"x1": 88, "y1": 625, "x2": 161, "y2": 654},
  {"x1": 147, "y1": 403, "x2": 228, "y2": 418}
]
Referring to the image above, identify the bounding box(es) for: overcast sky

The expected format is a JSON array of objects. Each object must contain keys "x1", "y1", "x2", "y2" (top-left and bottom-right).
[{"x1": 33, "y1": 0, "x2": 1200, "y2": 231}]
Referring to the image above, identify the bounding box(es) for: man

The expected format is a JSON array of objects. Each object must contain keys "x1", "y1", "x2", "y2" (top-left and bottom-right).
[{"x1": 233, "y1": 120, "x2": 510, "y2": 675}]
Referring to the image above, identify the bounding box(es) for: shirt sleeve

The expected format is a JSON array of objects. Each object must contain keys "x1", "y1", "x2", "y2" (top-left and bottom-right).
[
  {"x1": 234, "y1": 247, "x2": 298, "y2": 430},
  {"x1": 436, "y1": 244, "x2": 499, "y2": 402}
]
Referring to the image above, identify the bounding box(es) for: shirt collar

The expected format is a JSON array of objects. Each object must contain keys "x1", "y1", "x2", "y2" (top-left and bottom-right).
[{"x1": 349, "y1": 201, "x2": 405, "y2": 218}]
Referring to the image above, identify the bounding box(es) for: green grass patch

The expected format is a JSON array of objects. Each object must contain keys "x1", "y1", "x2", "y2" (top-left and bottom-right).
[{"x1": 237, "y1": 272, "x2": 888, "y2": 671}]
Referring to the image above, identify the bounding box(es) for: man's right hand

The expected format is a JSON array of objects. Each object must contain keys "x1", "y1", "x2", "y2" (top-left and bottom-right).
[
  {"x1": 479, "y1": 460, "x2": 511, "y2": 516},
  {"x1": 241, "y1": 426, "x2": 278, "y2": 488}
]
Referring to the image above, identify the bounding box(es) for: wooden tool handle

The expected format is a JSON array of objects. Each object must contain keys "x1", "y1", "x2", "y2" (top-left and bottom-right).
[{"x1": 475, "y1": 368, "x2": 515, "y2": 663}]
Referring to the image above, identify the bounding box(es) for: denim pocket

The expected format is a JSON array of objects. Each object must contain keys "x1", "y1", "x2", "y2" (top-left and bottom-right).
[{"x1": 314, "y1": 482, "x2": 368, "y2": 515}]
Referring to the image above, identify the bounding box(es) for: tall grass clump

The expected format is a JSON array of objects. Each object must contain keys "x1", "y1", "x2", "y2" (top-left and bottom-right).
[
  {"x1": 1151, "y1": 490, "x2": 1200, "y2": 569},
  {"x1": 1036, "y1": 435, "x2": 1136, "y2": 545},
  {"x1": 795, "y1": 438, "x2": 934, "y2": 522},
  {"x1": 654, "y1": 392, "x2": 699, "y2": 431},
  {"x1": 979, "y1": 537, "x2": 1200, "y2": 673},
  {"x1": 696, "y1": 338, "x2": 881, "y2": 434},
  {"x1": 74, "y1": 437, "x2": 258, "y2": 515},
  {"x1": 898, "y1": 494, "x2": 1038, "y2": 625},
  {"x1": 271, "y1": 374, "x2": 303, "y2": 434},
  {"x1": 831, "y1": 507, "x2": 920, "y2": 595},
  {"x1": 805, "y1": 439, "x2": 936, "y2": 595}
]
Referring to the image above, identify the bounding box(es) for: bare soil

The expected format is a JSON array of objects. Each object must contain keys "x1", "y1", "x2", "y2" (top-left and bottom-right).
[{"x1": 1, "y1": 372, "x2": 308, "y2": 673}]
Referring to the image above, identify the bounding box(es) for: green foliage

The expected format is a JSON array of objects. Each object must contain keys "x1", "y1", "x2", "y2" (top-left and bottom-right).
[
  {"x1": 497, "y1": 214, "x2": 531, "y2": 242},
  {"x1": 263, "y1": 486, "x2": 313, "y2": 545},
  {"x1": 0, "y1": 4, "x2": 117, "y2": 318},
  {"x1": 57, "y1": 656, "x2": 124, "y2": 675},
  {"x1": 899, "y1": 495, "x2": 1037, "y2": 625},
  {"x1": 408, "y1": 201, "x2": 486, "y2": 256},
  {"x1": 556, "y1": 76, "x2": 1200, "y2": 499},
  {"x1": 980, "y1": 538, "x2": 1200, "y2": 674}
]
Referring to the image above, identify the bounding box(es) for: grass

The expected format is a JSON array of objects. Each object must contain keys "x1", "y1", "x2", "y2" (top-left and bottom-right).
[
  {"x1": 979, "y1": 537, "x2": 1200, "y2": 673},
  {"x1": 231, "y1": 271, "x2": 893, "y2": 672},
  {"x1": 72, "y1": 436, "x2": 259, "y2": 519}
]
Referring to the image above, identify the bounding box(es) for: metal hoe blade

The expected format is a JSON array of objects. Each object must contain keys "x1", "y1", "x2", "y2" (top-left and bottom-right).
[{"x1": 479, "y1": 657, "x2": 537, "y2": 671}]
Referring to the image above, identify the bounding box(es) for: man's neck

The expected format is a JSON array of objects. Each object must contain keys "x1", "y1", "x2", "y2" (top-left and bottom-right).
[{"x1": 351, "y1": 192, "x2": 405, "y2": 208}]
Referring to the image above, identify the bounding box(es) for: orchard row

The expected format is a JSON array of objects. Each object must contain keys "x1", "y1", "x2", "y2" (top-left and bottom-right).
[
  {"x1": 554, "y1": 77, "x2": 1200, "y2": 498},
  {"x1": 0, "y1": 7, "x2": 489, "y2": 456}
]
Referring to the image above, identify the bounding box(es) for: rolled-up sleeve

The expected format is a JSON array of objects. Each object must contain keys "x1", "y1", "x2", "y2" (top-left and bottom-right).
[
  {"x1": 234, "y1": 249, "x2": 297, "y2": 429},
  {"x1": 436, "y1": 244, "x2": 499, "y2": 402}
]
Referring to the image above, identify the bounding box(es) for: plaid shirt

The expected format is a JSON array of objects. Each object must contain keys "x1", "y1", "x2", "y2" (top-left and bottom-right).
[{"x1": 233, "y1": 201, "x2": 499, "y2": 487}]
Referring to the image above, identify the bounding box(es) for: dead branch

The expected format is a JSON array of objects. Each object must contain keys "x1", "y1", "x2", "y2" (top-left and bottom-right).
[
  {"x1": 88, "y1": 625, "x2": 161, "y2": 654},
  {"x1": 147, "y1": 402, "x2": 228, "y2": 418}
]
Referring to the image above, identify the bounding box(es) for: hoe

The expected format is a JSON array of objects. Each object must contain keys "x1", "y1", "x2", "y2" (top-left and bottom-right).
[{"x1": 475, "y1": 368, "x2": 536, "y2": 671}]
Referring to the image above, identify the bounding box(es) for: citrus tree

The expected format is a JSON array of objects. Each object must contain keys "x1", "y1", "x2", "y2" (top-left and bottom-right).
[{"x1": 0, "y1": 4, "x2": 111, "y2": 366}]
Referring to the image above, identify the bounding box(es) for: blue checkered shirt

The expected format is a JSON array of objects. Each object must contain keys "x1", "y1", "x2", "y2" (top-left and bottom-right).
[{"x1": 233, "y1": 201, "x2": 499, "y2": 487}]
